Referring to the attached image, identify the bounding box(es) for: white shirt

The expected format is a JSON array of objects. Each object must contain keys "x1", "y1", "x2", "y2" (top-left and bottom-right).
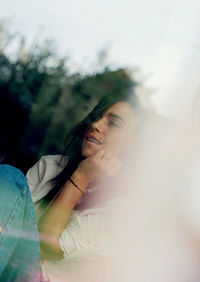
[{"x1": 26, "y1": 155, "x2": 127, "y2": 281}]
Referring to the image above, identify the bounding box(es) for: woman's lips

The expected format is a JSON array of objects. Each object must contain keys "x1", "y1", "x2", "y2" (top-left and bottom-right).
[{"x1": 85, "y1": 134, "x2": 102, "y2": 145}]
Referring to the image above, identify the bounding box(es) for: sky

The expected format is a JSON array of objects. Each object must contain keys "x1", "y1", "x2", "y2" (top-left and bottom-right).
[{"x1": 1, "y1": 0, "x2": 200, "y2": 118}]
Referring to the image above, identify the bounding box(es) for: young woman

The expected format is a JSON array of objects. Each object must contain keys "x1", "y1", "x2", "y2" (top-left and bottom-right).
[{"x1": 0, "y1": 93, "x2": 138, "y2": 281}]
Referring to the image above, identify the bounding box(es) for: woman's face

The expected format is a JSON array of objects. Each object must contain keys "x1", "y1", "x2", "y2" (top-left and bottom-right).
[{"x1": 81, "y1": 101, "x2": 135, "y2": 159}]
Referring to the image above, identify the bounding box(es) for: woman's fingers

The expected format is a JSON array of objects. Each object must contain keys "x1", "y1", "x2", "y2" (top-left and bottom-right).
[
  {"x1": 77, "y1": 149, "x2": 122, "y2": 183},
  {"x1": 99, "y1": 151, "x2": 122, "y2": 176},
  {"x1": 102, "y1": 151, "x2": 112, "y2": 161},
  {"x1": 98, "y1": 149, "x2": 106, "y2": 159}
]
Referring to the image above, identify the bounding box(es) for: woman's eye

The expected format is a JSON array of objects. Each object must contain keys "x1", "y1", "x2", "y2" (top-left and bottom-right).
[{"x1": 109, "y1": 120, "x2": 120, "y2": 127}]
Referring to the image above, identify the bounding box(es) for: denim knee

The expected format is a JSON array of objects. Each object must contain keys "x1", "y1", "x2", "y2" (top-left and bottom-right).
[{"x1": 0, "y1": 164, "x2": 28, "y2": 199}]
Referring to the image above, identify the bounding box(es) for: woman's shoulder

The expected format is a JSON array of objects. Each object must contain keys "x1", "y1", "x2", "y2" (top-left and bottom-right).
[
  {"x1": 39, "y1": 154, "x2": 68, "y2": 168},
  {"x1": 26, "y1": 154, "x2": 68, "y2": 202},
  {"x1": 27, "y1": 154, "x2": 68, "y2": 182}
]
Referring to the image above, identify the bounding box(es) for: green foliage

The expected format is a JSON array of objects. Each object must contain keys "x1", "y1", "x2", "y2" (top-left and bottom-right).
[{"x1": 0, "y1": 21, "x2": 138, "y2": 164}]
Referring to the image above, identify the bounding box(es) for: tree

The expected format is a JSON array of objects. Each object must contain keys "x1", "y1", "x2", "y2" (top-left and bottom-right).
[{"x1": 0, "y1": 20, "x2": 138, "y2": 172}]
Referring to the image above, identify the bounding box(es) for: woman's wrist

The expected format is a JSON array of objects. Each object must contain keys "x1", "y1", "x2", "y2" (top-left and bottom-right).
[{"x1": 71, "y1": 169, "x2": 90, "y2": 191}]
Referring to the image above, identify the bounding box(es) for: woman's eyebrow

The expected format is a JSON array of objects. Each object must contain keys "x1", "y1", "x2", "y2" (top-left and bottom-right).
[{"x1": 108, "y1": 113, "x2": 125, "y2": 123}]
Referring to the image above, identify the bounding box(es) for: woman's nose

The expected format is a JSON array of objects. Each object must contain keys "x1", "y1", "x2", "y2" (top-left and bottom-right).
[{"x1": 91, "y1": 118, "x2": 104, "y2": 132}]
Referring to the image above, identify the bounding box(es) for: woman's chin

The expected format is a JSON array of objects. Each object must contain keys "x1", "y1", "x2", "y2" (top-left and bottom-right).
[{"x1": 81, "y1": 148, "x2": 99, "y2": 158}]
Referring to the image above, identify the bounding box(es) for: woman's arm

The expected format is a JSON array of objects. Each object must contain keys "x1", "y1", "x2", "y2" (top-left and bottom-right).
[
  {"x1": 38, "y1": 169, "x2": 89, "y2": 260},
  {"x1": 38, "y1": 149, "x2": 121, "y2": 260}
]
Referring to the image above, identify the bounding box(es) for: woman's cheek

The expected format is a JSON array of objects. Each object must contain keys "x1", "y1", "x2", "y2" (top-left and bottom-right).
[
  {"x1": 106, "y1": 140, "x2": 121, "y2": 155},
  {"x1": 114, "y1": 136, "x2": 130, "y2": 155}
]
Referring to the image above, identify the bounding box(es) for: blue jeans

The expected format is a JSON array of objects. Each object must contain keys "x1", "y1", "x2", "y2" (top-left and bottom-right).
[{"x1": 0, "y1": 165, "x2": 41, "y2": 281}]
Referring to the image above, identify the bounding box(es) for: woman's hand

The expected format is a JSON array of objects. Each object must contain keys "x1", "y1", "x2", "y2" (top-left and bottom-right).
[
  {"x1": 38, "y1": 150, "x2": 121, "y2": 260},
  {"x1": 75, "y1": 149, "x2": 122, "y2": 184}
]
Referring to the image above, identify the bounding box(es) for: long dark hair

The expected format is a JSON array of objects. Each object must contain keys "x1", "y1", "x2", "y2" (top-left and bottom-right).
[{"x1": 44, "y1": 92, "x2": 138, "y2": 204}]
